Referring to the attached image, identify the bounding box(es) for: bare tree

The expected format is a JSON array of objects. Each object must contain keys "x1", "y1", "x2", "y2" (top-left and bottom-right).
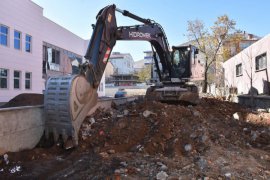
[{"x1": 187, "y1": 15, "x2": 236, "y2": 93}]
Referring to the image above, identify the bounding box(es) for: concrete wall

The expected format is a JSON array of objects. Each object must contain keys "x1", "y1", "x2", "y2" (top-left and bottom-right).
[
  {"x1": 0, "y1": 97, "x2": 137, "y2": 155},
  {"x1": 223, "y1": 34, "x2": 270, "y2": 95},
  {"x1": 0, "y1": 106, "x2": 44, "y2": 155}
]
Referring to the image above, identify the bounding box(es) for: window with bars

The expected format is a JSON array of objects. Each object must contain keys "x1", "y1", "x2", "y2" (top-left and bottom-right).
[
  {"x1": 255, "y1": 53, "x2": 267, "y2": 71},
  {"x1": 14, "y1": 71, "x2": 21, "y2": 89},
  {"x1": 0, "y1": 68, "x2": 8, "y2": 89},
  {"x1": 0, "y1": 25, "x2": 8, "y2": 46},
  {"x1": 14, "y1": 30, "x2": 21, "y2": 50},
  {"x1": 25, "y1": 72, "x2": 31, "y2": 90},
  {"x1": 25, "y1": 34, "x2": 31, "y2": 53}
]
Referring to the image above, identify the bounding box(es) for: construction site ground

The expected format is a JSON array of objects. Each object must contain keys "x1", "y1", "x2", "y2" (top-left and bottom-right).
[{"x1": 0, "y1": 97, "x2": 270, "y2": 179}]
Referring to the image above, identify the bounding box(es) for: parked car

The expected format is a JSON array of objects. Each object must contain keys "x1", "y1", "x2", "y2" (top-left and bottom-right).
[{"x1": 114, "y1": 88, "x2": 127, "y2": 98}]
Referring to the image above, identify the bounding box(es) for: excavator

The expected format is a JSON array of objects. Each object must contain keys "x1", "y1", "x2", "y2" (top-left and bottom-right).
[{"x1": 44, "y1": 4, "x2": 203, "y2": 149}]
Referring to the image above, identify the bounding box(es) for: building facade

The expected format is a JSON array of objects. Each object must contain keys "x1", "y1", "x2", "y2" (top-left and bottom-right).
[
  {"x1": 223, "y1": 34, "x2": 270, "y2": 95},
  {"x1": 109, "y1": 52, "x2": 134, "y2": 74},
  {"x1": 0, "y1": 0, "x2": 105, "y2": 103}
]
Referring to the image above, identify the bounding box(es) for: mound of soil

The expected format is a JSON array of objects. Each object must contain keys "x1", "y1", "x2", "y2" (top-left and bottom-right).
[
  {"x1": 1, "y1": 93, "x2": 44, "y2": 108},
  {"x1": 0, "y1": 98, "x2": 269, "y2": 179}
]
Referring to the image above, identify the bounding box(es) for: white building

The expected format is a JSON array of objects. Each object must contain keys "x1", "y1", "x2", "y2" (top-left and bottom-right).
[
  {"x1": 0, "y1": 0, "x2": 105, "y2": 103},
  {"x1": 223, "y1": 34, "x2": 270, "y2": 95},
  {"x1": 109, "y1": 52, "x2": 134, "y2": 74}
]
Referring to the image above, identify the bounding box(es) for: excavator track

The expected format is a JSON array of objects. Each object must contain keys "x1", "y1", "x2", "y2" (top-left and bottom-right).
[{"x1": 44, "y1": 75, "x2": 97, "y2": 149}]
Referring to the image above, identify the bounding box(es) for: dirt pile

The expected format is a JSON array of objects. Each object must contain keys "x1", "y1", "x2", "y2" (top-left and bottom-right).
[
  {"x1": 0, "y1": 98, "x2": 269, "y2": 179},
  {"x1": 1, "y1": 93, "x2": 44, "y2": 108},
  {"x1": 78, "y1": 98, "x2": 270, "y2": 178}
]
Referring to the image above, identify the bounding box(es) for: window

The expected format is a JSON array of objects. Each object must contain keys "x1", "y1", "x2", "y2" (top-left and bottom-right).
[
  {"x1": 52, "y1": 49, "x2": 60, "y2": 64},
  {"x1": 0, "y1": 68, "x2": 8, "y2": 89},
  {"x1": 25, "y1": 34, "x2": 31, "y2": 52},
  {"x1": 14, "y1": 30, "x2": 21, "y2": 50},
  {"x1": 236, "y1": 63, "x2": 242, "y2": 76},
  {"x1": 0, "y1": 25, "x2": 8, "y2": 46},
  {"x1": 255, "y1": 53, "x2": 267, "y2": 71},
  {"x1": 25, "y1": 72, "x2": 31, "y2": 89},
  {"x1": 14, "y1": 71, "x2": 20, "y2": 89}
]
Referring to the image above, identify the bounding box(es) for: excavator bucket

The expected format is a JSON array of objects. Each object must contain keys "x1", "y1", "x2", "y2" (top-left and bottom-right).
[{"x1": 44, "y1": 75, "x2": 97, "y2": 148}]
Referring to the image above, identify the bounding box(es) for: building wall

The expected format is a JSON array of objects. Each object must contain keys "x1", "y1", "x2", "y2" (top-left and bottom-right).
[
  {"x1": 223, "y1": 34, "x2": 270, "y2": 95},
  {"x1": 0, "y1": 0, "x2": 105, "y2": 102},
  {"x1": 0, "y1": 0, "x2": 44, "y2": 102},
  {"x1": 109, "y1": 52, "x2": 134, "y2": 74}
]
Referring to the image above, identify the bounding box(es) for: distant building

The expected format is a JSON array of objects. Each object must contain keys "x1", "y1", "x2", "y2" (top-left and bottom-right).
[
  {"x1": 223, "y1": 34, "x2": 270, "y2": 95},
  {"x1": 111, "y1": 74, "x2": 139, "y2": 86},
  {"x1": 109, "y1": 52, "x2": 134, "y2": 74},
  {"x1": 0, "y1": 0, "x2": 105, "y2": 103},
  {"x1": 104, "y1": 62, "x2": 114, "y2": 83},
  {"x1": 134, "y1": 59, "x2": 145, "y2": 73},
  {"x1": 108, "y1": 52, "x2": 138, "y2": 86},
  {"x1": 223, "y1": 32, "x2": 260, "y2": 60}
]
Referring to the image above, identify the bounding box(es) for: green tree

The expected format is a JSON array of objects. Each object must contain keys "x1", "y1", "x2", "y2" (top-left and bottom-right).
[
  {"x1": 136, "y1": 65, "x2": 151, "y2": 82},
  {"x1": 187, "y1": 15, "x2": 236, "y2": 93}
]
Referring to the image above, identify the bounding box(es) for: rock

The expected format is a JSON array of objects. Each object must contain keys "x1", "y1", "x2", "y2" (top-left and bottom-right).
[
  {"x1": 184, "y1": 144, "x2": 192, "y2": 152},
  {"x1": 99, "y1": 152, "x2": 109, "y2": 158},
  {"x1": 233, "y1": 112, "x2": 242, "y2": 121},
  {"x1": 107, "y1": 149, "x2": 115, "y2": 154},
  {"x1": 156, "y1": 171, "x2": 168, "y2": 180},
  {"x1": 143, "y1": 110, "x2": 156, "y2": 118},
  {"x1": 250, "y1": 131, "x2": 258, "y2": 141},
  {"x1": 89, "y1": 117, "x2": 95, "y2": 124},
  {"x1": 200, "y1": 135, "x2": 208, "y2": 143},
  {"x1": 3, "y1": 154, "x2": 9, "y2": 165},
  {"x1": 123, "y1": 109, "x2": 129, "y2": 116},
  {"x1": 193, "y1": 110, "x2": 201, "y2": 117},
  {"x1": 160, "y1": 165, "x2": 168, "y2": 171},
  {"x1": 225, "y1": 172, "x2": 231, "y2": 178},
  {"x1": 243, "y1": 128, "x2": 248, "y2": 131},
  {"x1": 196, "y1": 156, "x2": 207, "y2": 170},
  {"x1": 117, "y1": 114, "x2": 124, "y2": 118},
  {"x1": 120, "y1": 161, "x2": 128, "y2": 167}
]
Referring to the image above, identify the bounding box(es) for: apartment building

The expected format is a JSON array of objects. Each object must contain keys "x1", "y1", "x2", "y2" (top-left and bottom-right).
[
  {"x1": 0, "y1": 0, "x2": 105, "y2": 103},
  {"x1": 223, "y1": 34, "x2": 270, "y2": 95}
]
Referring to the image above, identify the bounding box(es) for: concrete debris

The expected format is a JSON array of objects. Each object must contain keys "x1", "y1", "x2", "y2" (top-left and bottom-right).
[
  {"x1": 184, "y1": 144, "x2": 192, "y2": 152},
  {"x1": 9, "y1": 166, "x2": 21, "y2": 174},
  {"x1": 3, "y1": 154, "x2": 9, "y2": 165},
  {"x1": 192, "y1": 110, "x2": 201, "y2": 117},
  {"x1": 123, "y1": 109, "x2": 129, "y2": 116},
  {"x1": 89, "y1": 117, "x2": 95, "y2": 124},
  {"x1": 156, "y1": 171, "x2": 168, "y2": 180},
  {"x1": 107, "y1": 149, "x2": 115, "y2": 154},
  {"x1": 224, "y1": 172, "x2": 232, "y2": 178},
  {"x1": 99, "y1": 152, "x2": 109, "y2": 158},
  {"x1": 142, "y1": 110, "x2": 156, "y2": 118},
  {"x1": 232, "y1": 112, "x2": 242, "y2": 121}
]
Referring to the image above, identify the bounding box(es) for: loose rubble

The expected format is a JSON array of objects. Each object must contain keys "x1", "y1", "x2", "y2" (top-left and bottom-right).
[{"x1": 0, "y1": 97, "x2": 269, "y2": 179}]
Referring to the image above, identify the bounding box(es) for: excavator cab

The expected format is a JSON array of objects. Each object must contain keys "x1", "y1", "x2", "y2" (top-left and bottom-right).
[{"x1": 171, "y1": 45, "x2": 199, "y2": 80}]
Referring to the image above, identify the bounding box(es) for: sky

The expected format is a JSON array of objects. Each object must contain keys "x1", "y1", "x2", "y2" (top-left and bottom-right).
[{"x1": 32, "y1": 0, "x2": 270, "y2": 61}]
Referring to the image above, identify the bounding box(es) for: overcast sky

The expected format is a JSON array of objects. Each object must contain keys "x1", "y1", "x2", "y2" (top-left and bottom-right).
[{"x1": 32, "y1": 0, "x2": 270, "y2": 61}]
